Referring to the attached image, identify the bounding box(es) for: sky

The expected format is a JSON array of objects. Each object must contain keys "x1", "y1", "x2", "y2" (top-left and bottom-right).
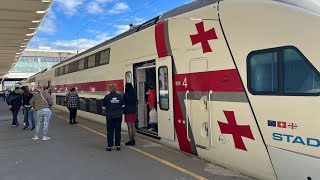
[{"x1": 28, "y1": 0, "x2": 193, "y2": 51}]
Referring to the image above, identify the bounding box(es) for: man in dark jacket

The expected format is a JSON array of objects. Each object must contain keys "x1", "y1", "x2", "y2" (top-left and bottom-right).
[
  {"x1": 21, "y1": 86, "x2": 35, "y2": 130},
  {"x1": 102, "y1": 83, "x2": 123, "y2": 151},
  {"x1": 7, "y1": 87, "x2": 22, "y2": 126}
]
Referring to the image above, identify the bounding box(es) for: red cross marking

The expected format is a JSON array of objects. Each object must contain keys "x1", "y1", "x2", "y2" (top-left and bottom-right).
[
  {"x1": 190, "y1": 21, "x2": 218, "y2": 53},
  {"x1": 218, "y1": 111, "x2": 255, "y2": 151}
]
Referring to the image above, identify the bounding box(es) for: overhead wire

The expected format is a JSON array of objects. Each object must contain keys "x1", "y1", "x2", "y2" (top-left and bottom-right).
[
  {"x1": 71, "y1": 0, "x2": 119, "y2": 39},
  {"x1": 77, "y1": 0, "x2": 160, "y2": 46}
]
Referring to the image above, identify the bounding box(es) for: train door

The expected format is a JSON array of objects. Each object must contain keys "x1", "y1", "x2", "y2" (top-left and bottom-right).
[
  {"x1": 186, "y1": 58, "x2": 211, "y2": 149},
  {"x1": 156, "y1": 56, "x2": 174, "y2": 140},
  {"x1": 133, "y1": 61, "x2": 157, "y2": 135}
]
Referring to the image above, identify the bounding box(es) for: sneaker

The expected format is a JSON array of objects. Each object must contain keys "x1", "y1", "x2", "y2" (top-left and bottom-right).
[
  {"x1": 132, "y1": 140, "x2": 135, "y2": 146},
  {"x1": 32, "y1": 136, "x2": 39, "y2": 140},
  {"x1": 30, "y1": 127, "x2": 35, "y2": 131},
  {"x1": 73, "y1": 121, "x2": 78, "y2": 124},
  {"x1": 42, "y1": 136, "x2": 50, "y2": 141},
  {"x1": 15, "y1": 123, "x2": 19, "y2": 126},
  {"x1": 106, "y1": 147, "x2": 112, "y2": 151},
  {"x1": 22, "y1": 127, "x2": 29, "y2": 130},
  {"x1": 116, "y1": 146, "x2": 121, "y2": 151}
]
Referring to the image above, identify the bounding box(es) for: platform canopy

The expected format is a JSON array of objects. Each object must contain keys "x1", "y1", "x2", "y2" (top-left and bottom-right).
[{"x1": 0, "y1": 0, "x2": 54, "y2": 77}]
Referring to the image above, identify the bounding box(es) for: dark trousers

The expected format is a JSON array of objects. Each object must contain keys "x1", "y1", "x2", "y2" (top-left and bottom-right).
[
  {"x1": 68, "y1": 107, "x2": 78, "y2": 123},
  {"x1": 11, "y1": 109, "x2": 19, "y2": 125},
  {"x1": 106, "y1": 117, "x2": 122, "y2": 147}
]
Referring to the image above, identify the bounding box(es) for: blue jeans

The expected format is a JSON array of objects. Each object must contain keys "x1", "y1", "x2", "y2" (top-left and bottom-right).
[
  {"x1": 24, "y1": 106, "x2": 35, "y2": 128},
  {"x1": 106, "y1": 117, "x2": 122, "y2": 147},
  {"x1": 11, "y1": 109, "x2": 19, "y2": 125}
]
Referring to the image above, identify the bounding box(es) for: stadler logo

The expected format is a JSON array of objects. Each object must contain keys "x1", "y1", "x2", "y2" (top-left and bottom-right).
[
  {"x1": 110, "y1": 97, "x2": 120, "y2": 104},
  {"x1": 272, "y1": 133, "x2": 320, "y2": 148}
]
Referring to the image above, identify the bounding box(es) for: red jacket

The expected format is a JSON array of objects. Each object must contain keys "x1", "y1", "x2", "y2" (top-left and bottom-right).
[{"x1": 148, "y1": 90, "x2": 156, "y2": 109}]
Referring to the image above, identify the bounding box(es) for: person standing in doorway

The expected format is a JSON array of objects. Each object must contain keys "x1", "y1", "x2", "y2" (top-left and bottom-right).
[
  {"x1": 6, "y1": 87, "x2": 22, "y2": 127},
  {"x1": 102, "y1": 84, "x2": 123, "y2": 151},
  {"x1": 147, "y1": 87, "x2": 157, "y2": 131},
  {"x1": 65, "y1": 88, "x2": 85, "y2": 125},
  {"x1": 21, "y1": 86, "x2": 35, "y2": 130},
  {"x1": 122, "y1": 83, "x2": 137, "y2": 146},
  {"x1": 30, "y1": 87, "x2": 54, "y2": 141}
]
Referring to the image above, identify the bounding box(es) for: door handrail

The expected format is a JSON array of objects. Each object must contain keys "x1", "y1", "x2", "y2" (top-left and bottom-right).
[
  {"x1": 185, "y1": 90, "x2": 191, "y2": 141},
  {"x1": 208, "y1": 90, "x2": 213, "y2": 148}
]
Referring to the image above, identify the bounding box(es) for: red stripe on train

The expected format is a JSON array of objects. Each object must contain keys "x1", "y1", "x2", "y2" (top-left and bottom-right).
[
  {"x1": 174, "y1": 69, "x2": 244, "y2": 92},
  {"x1": 155, "y1": 21, "x2": 168, "y2": 58},
  {"x1": 51, "y1": 80, "x2": 124, "y2": 92}
]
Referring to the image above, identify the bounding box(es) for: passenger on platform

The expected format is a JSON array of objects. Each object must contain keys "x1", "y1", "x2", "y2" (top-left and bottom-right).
[
  {"x1": 102, "y1": 83, "x2": 123, "y2": 151},
  {"x1": 6, "y1": 87, "x2": 22, "y2": 127},
  {"x1": 65, "y1": 88, "x2": 85, "y2": 125},
  {"x1": 21, "y1": 86, "x2": 35, "y2": 130},
  {"x1": 122, "y1": 83, "x2": 137, "y2": 146},
  {"x1": 30, "y1": 87, "x2": 54, "y2": 141}
]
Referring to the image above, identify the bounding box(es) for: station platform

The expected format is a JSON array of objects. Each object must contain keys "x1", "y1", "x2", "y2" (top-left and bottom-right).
[{"x1": 0, "y1": 100, "x2": 252, "y2": 180}]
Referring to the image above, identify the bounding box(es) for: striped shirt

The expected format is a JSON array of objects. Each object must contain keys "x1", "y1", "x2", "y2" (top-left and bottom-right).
[{"x1": 66, "y1": 92, "x2": 79, "y2": 109}]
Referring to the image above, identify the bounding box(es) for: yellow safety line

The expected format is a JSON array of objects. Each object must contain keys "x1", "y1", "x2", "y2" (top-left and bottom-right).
[{"x1": 55, "y1": 114, "x2": 207, "y2": 180}]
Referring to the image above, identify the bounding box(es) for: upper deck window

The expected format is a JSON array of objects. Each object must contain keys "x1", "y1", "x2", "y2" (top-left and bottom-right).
[{"x1": 248, "y1": 46, "x2": 320, "y2": 96}]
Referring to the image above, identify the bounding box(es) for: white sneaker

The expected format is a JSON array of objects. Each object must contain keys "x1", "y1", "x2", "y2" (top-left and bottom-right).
[
  {"x1": 42, "y1": 136, "x2": 50, "y2": 141},
  {"x1": 32, "y1": 135, "x2": 39, "y2": 140}
]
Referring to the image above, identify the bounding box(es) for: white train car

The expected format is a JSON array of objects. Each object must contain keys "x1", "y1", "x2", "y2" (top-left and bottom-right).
[{"x1": 29, "y1": 0, "x2": 320, "y2": 179}]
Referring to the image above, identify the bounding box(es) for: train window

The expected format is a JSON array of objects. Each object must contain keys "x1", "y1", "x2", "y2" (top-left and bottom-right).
[
  {"x1": 158, "y1": 66, "x2": 169, "y2": 111},
  {"x1": 64, "y1": 64, "x2": 69, "y2": 74},
  {"x1": 248, "y1": 51, "x2": 278, "y2": 94},
  {"x1": 88, "y1": 55, "x2": 95, "y2": 68},
  {"x1": 69, "y1": 61, "x2": 79, "y2": 73},
  {"x1": 95, "y1": 52, "x2": 100, "y2": 66},
  {"x1": 248, "y1": 46, "x2": 320, "y2": 96},
  {"x1": 78, "y1": 59, "x2": 85, "y2": 70},
  {"x1": 59, "y1": 67, "x2": 64, "y2": 76},
  {"x1": 284, "y1": 48, "x2": 320, "y2": 94},
  {"x1": 125, "y1": 71, "x2": 132, "y2": 83},
  {"x1": 55, "y1": 69, "x2": 59, "y2": 76},
  {"x1": 100, "y1": 49, "x2": 110, "y2": 65}
]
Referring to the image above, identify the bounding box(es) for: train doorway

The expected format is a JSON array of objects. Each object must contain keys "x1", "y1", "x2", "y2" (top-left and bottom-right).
[{"x1": 133, "y1": 60, "x2": 158, "y2": 137}]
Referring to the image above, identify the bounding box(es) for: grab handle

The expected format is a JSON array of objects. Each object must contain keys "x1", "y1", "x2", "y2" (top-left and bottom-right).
[
  {"x1": 185, "y1": 90, "x2": 191, "y2": 141},
  {"x1": 209, "y1": 90, "x2": 213, "y2": 147}
]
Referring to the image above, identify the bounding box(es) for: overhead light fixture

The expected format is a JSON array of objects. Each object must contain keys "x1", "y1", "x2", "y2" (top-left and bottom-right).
[
  {"x1": 16, "y1": 53, "x2": 21, "y2": 55},
  {"x1": 20, "y1": 46, "x2": 26, "y2": 48},
  {"x1": 24, "y1": 39, "x2": 30, "y2": 41},
  {"x1": 42, "y1": 0, "x2": 51, "y2": 2},
  {"x1": 26, "y1": 33, "x2": 35, "y2": 36},
  {"x1": 14, "y1": 59, "x2": 18, "y2": 61},
  {"x1": 22, "y1": 42, "x2": 28, "y2": 45},
  {"x1": 19, "y1": 49, "x2": 23, "y2": 51},
  {"x1": 32, "y1": 20, "x2": 41, "y2": 23},
  {"x1": 36, "y1": 10, "x2": 46, "y2": 14},
  {"x1": 29, "y1": 27, "x2": 37, "y2": 30}
]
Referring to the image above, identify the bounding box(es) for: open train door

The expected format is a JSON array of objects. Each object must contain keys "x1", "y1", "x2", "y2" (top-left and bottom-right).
[{"x1": 156, "y1": 56, "x2": 174, "y2": 140}]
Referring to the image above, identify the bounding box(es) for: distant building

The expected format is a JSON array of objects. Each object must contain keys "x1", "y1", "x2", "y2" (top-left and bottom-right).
[
  {"x1": 1, "y1": 47, "x2": 77, "y2": 91},
  {"x1": 10, "y1": 47, "x2": 77, "y2": 74}
]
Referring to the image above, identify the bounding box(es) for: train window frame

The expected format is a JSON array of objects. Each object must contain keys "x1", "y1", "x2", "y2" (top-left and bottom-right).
[
  {"x1": 78, "y1": 59, "x2": 85, "y2": 70},
  {"x1": 99, "y1": 48, "x2": 110, "y2": 65},
  {"x1": 87, "y1": 54, "x2": 96, "y2": 68},
  {"x1": 247, "y1": 46, "x2": 320, "y2": 96},
  {"x1": 158, "y1": 66, "x2": 169, "y2": 111}
]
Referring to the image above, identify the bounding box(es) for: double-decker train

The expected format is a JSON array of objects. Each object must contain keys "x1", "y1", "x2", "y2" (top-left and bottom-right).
[{"x1": 24, "y1": 0, "x2": 320, "y2": 179}]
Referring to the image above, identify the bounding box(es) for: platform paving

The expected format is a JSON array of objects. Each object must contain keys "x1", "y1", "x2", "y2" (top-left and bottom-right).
[{"x1": 0, "y1": 100, "x2": 252, "y2": 180}]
